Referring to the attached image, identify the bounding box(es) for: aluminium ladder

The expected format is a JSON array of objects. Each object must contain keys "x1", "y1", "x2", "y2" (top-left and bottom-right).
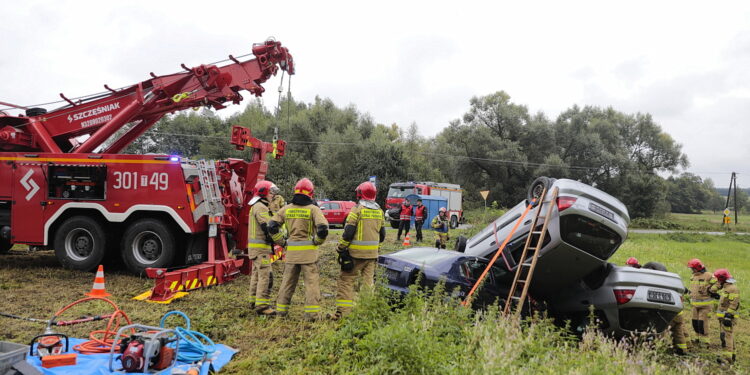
[
  {"x1": 196, "y1": 160, "x2": 225, "y2": 237},
  {"x1": 502, "y1": 186, "x2": 559, "y2": 316}
]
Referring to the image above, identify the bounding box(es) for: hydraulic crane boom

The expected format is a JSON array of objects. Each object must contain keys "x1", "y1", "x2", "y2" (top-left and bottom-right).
[{"x1": 0, "y1": 40, "x2": 294, "y2": 154}]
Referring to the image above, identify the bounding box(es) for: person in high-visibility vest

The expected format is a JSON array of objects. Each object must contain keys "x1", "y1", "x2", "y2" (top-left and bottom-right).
[
  {"x1": 687, "y1": 258, "x2": 716, "y2": 347},
  {"x1": 246, "y1": 180, "x2": 277, "y2": 316},
  {"x1": 330, "y1": 181, "x2": 386, "y2": 320},
  {"x1": 413, "y1": 199, "x2": 427, "y2": 242},
  {"x1": 431, "y1": 207, "x2": 449, "y2": 249},
  {"x1": 396, "y1": 200, "x2": 413, "y2": 242},
  {"x1": 268, "y1": 178, "x2": 329, "y2": 320},
  {"x1": 709, "y1": 268, "x2": 740, "y2": 363}
]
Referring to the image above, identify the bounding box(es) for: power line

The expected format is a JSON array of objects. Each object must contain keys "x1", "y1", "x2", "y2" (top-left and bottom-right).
[{"x1": 136, "y1": 131, "x2": 742, "y2": 176}]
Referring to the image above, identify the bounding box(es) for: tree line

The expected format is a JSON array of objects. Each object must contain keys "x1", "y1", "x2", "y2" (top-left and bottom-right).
[{"x1": 123, "y1": 91, "x2": 738, "y2": 218}]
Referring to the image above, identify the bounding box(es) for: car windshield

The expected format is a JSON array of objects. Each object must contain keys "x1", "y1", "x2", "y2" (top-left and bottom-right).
[
  {"x1": 560, "y1": 214, "x2": 622, "y2": 259},
  {"x1": 388, "y1": 186, "x2": 413, "y2": 198}
]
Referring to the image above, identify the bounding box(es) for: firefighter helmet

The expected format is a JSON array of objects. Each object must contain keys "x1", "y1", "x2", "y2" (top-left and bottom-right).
[
  {"x1": 356, "y1": 181, "x2": 377, "y2": 201},
  {"x1": 294, "y1": 178, "x2": 314, "y2": 198},
  {"x1": 687, "y1": 258, "x2": 705, "y2": 271},
  {"x1": 626, "y1": 257, "x2": 640, "y2": 267},
  {"x1": 253, "y1": 180, "x2": 275, "y2": 198},
  {"x1": 714, "y1": 268, "x2": 732, "y2": 282}
]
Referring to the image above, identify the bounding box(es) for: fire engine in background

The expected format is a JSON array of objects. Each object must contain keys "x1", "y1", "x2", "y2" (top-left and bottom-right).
[
  {"x1": 386, "y1": 182, "x2": 463, "y2": 229},
  {"x1": 0, "y1": 40, "x2": 294, "y2": 300}
]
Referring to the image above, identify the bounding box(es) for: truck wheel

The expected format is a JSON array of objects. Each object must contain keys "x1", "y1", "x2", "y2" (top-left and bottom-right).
[
  {"x1": 0, "y1": 238, "x2": 11, "y2": 254},
  {"x1": 121, "y1": 219, "x2": 176, "y2": 274},
  {"x1": 53, "y1": 216, "x2": 107, "y2": 271},
  {"x1": 450, "y1": 215, "x2": 458, "y2": 229}
]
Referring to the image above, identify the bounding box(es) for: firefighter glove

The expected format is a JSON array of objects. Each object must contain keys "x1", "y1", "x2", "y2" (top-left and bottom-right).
[
  {"x1": 337, "y1": 249, "x2": 355, "y2": 272},
  {"x1": 710, "y1": 291, "x2": 721, "y2": 300},
  {"x1": 723, "y1": 317, "x2": 733, "y2": 327}
]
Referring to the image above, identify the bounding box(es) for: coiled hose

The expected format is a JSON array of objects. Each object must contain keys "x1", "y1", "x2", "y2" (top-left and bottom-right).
[{"x1": 159, "y1": 310, "x2": 216, "y2": 363}]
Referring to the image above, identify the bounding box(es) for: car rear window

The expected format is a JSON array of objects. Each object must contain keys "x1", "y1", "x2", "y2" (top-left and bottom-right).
[{"x1": 560, "y1": 215, "x2": 622, "y2": 259}]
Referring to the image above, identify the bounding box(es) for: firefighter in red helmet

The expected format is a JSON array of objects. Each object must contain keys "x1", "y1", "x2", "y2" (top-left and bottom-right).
[
  {"x1": 246, "y1": 180, "x2": 277, "y2": 315},
  {"x1": 686, "y1": 258, "x2": 716, "y2": 347},
  {"x1": 625, "y1": 257, "x2": 641, "y2": 268},
  {"x1": 330, "y1": 181, "x2": 386, "y2": 320},
  {"x1": 709, "y1": 268, "x2": 740, "y2": 363},
  {"x1": 268, "y1": 178, "x2": 329, "y2": 320}
]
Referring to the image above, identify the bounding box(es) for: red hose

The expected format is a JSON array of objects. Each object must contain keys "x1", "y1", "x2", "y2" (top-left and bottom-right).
[{"x1": 51, "y1": 296, "x2": 133, "y2": 355}]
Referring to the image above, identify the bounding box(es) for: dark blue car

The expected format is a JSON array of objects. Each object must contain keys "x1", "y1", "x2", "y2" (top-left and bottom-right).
[{"x1": 378, "y1": 247, "x2": 510, "y2": 308}]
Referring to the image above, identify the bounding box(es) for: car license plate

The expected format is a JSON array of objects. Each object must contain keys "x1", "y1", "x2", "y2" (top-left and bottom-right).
[
  {"x1": 589, "y1": 203, "x2": 616, "y2": 222},
  {"x1": 385, "y1": 268, "x2": 400, "y2": 282},
  {"x1": 647, "y1": 290, "x2": 674, "y2": 304}
]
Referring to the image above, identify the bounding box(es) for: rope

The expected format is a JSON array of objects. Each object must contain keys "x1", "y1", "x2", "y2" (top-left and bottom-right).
[
  {"x1": 461, "y1": 200, "x2": 535, "y2": 307},
  {"x1": 48, "y1": 296, "x2": 133, "y2": 354},
  {"x1": 159, "y1": 311, "x2": 216, "y2": 363}
]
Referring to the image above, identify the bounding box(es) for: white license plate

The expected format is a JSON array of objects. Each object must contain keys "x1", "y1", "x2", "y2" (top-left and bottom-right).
[{"x1": 647, "y1": 290, "x2": 674, "y2": 304}]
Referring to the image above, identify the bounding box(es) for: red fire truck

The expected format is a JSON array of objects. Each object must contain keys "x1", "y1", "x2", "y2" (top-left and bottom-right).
[
  {"x1": 385, "y1": 181, "x2": 463, "y2": 229},
  {"x1": 0, "y1": 40, "x2": 293, "y2": 300}
]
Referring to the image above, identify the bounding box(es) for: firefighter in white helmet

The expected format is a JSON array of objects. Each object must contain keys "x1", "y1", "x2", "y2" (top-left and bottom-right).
[{"x1": 431, "y1": 207, "x2": 449, "y2": 249}]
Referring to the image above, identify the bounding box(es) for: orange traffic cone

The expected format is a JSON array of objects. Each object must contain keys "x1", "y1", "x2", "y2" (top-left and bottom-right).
[
  {"x1": 86, "y1": 265, "x2": 111, "y2": 297},
  {"x1": 402, "y1": 233, "x2": 411, "y2": 247}
]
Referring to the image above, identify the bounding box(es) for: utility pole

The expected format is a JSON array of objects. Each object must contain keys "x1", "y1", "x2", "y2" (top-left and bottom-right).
[{"x1": 723, "y1": 172, "x2": 738, "y2": 226}]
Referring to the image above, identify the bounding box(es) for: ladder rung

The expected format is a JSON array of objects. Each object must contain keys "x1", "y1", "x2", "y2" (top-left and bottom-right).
[
  {"x1": 515, "y1": 280, "x2": 526, "y2": 284},
  {"x1": 522, "y1": 262, "x2": 532, "y2": 266},
  {"x1": 531, "y1": 231, "x2": 543, "y2": 234},
  {"x1": 510, "y1": 296, "x2": 521, "y2": 300}
]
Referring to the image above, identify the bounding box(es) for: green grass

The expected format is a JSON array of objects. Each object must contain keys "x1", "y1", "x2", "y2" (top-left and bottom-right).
[
  {"x1": 631, "y1": 211, "x2": 750, "y2": 232},
  {"x1": 0, "y1": 213, "x2": 748, "y2": 374}
]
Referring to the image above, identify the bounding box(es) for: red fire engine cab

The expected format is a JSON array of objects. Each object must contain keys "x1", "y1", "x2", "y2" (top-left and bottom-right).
[{"x1": 0, "y1": 40, "x2": 293, "y2": 286}]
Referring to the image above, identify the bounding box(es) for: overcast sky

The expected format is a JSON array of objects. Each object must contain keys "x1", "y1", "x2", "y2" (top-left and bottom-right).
[{"x1": 2, "y1": 0, "x2": 748, "y2": 187}]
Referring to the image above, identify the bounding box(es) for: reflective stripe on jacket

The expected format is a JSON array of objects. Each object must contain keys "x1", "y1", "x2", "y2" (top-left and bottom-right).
[
  {"x1": 399, "y1": 204, "x2": 413, "y2": 221},
  {"x1": 271, "y1": 203, "x2": 328, "y2": 264},
  {"x1": 339, "y1": 205, "x2": 385, "y2": 259},
  {"x1": 414, "y1": 205, "x2": 427, "y2": 221},
  {"x1": 247, "y1": 201, "x2": 272, "y2": 257}
]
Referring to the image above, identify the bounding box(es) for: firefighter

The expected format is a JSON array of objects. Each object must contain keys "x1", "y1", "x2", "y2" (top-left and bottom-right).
[
  {"x1": 709, "y1": 268, "x2": 740, "y2": 363},
  {"x1": 431, "y1": 207, "x2": 449, "y2": 249},
  {"x1": 687, "y1": 258, "x2": 716, "y2": 347},
  {"x1": 268, "y1": 178, "x2": 329, "y2": 320},
  {"x1": 642, "y1": 262, "x2": 688, "y2": 355},
  {"x1": 413, "y1": 199, "x2": 428, "y2": 242},
  {"x1": 330, "y1": 181, "x2": 386, "y2": 320},
  {"x1": 625, "y1": 257, "x2": 641, "y2": 268},
  {"x1": 396, "y1": 200, "x2": 413, "y2": 241},
  {"x1": 246, "y1": 180, "x2": 277, "y2": 316},
  {"x1": 269, "y1": 184, "x2": 286, "y2": 212}
]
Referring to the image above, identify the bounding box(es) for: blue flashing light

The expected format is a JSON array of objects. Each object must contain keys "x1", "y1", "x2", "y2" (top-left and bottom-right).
[{"x1": 169, "y1": 156, "x2": 180, "y2": 162}]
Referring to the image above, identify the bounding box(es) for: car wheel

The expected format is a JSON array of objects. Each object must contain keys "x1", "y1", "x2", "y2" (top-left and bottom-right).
[
  {"x1": 527, "y1": 176, "x2": 552, "y2": 207},
  {"x1": 0, "y1": 238, "x2": 12, "y2": 254},
  {"x1": 121, "y1": 218, "x2": 176, "y2": 274},
  {"x1": 454, "y1": 236, "x2": 467, "y2": 253},
  {"x1": 390, "y1": 220, "x2": 399, "y2": 229},
  {"x1": 450, "y1": 215, "x2": 458, "y2": 229},
  {"x1": 54, "y1": 216, "x2": 107, "y2": 271}
]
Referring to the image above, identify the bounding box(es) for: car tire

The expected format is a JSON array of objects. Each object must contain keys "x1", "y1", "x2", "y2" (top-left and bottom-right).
[
  {"x1": 0, "y1": 238, "x2": 12, "y2": 254},
  {"x1": 450, "y1": 215, "x2": 458, "y2": 229},
  {"x1": 454, "y1": 236, "x2": 467, "y2": 253},
  {"x1": 54, "y1": 216, "x2": 107, "y2": 271},
  {"x1": 527, "y1": 176, "x2": 552, "y2": 207},
  {"x1": 390, "y1": 220, "x2": 399, "y2": 229},
  {"x1": 121, "y1": 218, "x2": 176, "y2": 274}
]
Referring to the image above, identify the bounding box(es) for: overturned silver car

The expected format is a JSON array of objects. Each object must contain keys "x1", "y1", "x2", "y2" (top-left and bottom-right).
[{"x1": 381, "y1": 177, "x2": 685, "y2": 336}]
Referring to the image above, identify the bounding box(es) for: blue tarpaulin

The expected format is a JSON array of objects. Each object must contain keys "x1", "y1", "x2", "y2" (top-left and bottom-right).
[
  {"x1": 26, "y1": 338, "x2": 237, "y2": 375},
  {"x1": 404, "y1": 194, "x2": 447, "y2": 229}
]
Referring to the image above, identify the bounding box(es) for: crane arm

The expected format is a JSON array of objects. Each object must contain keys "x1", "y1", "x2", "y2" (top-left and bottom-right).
[{"x1": 0, "y1": 40, "x2": 294, "y2": 153}]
